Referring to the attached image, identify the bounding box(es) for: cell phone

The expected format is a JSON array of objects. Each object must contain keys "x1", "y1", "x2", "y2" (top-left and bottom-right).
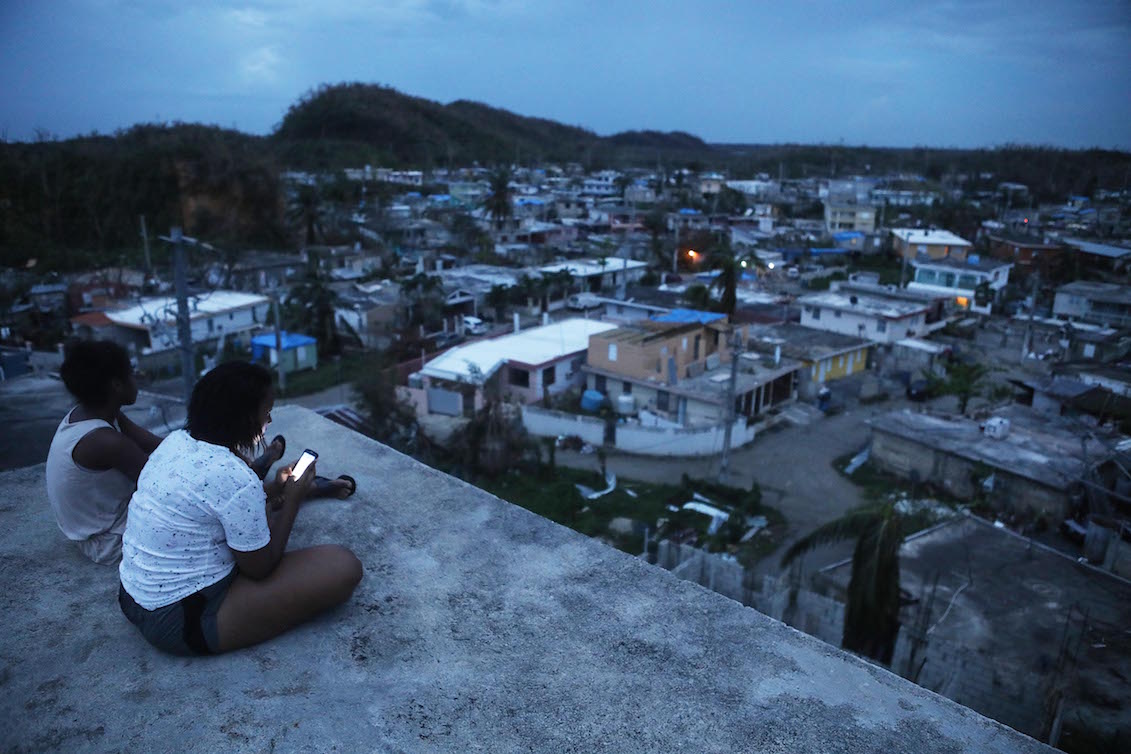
[{"x1": 291, "y1": 449, "x2": 318, "y2": 480}]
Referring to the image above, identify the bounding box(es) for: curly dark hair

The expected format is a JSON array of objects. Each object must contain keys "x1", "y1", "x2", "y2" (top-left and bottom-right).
[
  {"x1": 60, "y1": 339, "x2": 132, "y2": 406},
  {"x1": 185, "y1": 361, "x2": 274, "y2": 454}
]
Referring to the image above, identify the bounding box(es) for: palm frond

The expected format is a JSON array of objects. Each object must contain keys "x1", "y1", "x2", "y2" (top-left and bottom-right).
[{"x1": 779, "y1": 508, "x2": 885, "y2": 567}]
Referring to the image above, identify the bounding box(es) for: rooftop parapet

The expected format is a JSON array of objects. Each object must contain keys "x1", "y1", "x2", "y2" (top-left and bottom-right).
[{"x1": 0, "y1": 406, "x2": 1050, "y2": 752}]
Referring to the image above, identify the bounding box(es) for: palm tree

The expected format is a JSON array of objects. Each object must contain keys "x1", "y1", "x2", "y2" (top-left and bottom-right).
[
  {"x1": 286, "y1": 182, "x2": 324, "y2": 247},
  {"x1": 400, "y1": 272, "x2": 444, "y2": 328},
  {"x1": 927, "y1": 360, "x2": 991, "y2": 414},
  {"x1": 285, "y1": 257, "x2": 341, "y2": 356},
  {"x1": 780, "y1": 503, "x2": 905, "y2": 665},
  {"x1": 485, "y1": 166, "x2": 514, "y2": 232},
  {"x1": 708, "y1": 254, "x2": 739, "y2": 316},
  {"x1": 485, "y1": 284, "x2": 510, "y2": 322}
]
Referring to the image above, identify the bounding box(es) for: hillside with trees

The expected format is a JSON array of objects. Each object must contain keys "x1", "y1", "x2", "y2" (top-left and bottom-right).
[{"x1": 1, "y1": 82, "x2": 1128, "y2": 269}]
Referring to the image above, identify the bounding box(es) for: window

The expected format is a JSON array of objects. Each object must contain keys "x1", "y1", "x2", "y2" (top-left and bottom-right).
[
  {"x1": 1083, "y1": 343, "x2": 1096, "y2": 358},
  {"x1": 297, "y1": 346, "x2": 308, "y2": 365},
  {"x1": 543, "y1": 366, "x2": 556, "y2": 386},
  {"x1": 811, "y1": 307, "x2": 821, "y2": 320},
  {"x1": 207, "y1": 318, "x2": 214, "y2": 333},
  {"x1": 833, "y1": 310, "x2": 842, "y2": 318},
  {"x1": 608, "y1": 343, "x2": 618, "y2": 362},
  {"x1": 595, "y1": 374, "x2": 606, "y2": 392},
  {"x1": 229, "y1": 312, "x2": 234, "y2": 320},
  {"x1": 682, "y1": 337, "x2": 688, "y2": 351},
  {"x1": 623, "y1": 381, "x2": 632, "y2": 395},
  {"x1": 509, "y1": 368, "x2": 530, "y2": 388},
  {"x1": 656, "y1": 390, "x2": 670, "y2": 411},
  {"x1": 876, "y1": 320, "x2": 887, "y2": 333}
]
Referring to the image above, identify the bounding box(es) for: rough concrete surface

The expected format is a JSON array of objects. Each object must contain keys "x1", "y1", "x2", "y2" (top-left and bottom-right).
[{"x1": 1, "y1": 406, "x2": 1051, "y2": 753}]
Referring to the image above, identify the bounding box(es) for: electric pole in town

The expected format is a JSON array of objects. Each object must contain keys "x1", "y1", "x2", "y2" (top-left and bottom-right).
[
  {"x1": 170, "y1": 227, "x2": 195, "y2": 404},
  {"x1": 718, "y1": 328, "x2": 743, "y2": 481},
  {"x1": 1021, "y1": 270, "x2": 1040, "y2": 363},
  {"x1": 271, "y1": 291, "x2": 287, "y2": 395}
]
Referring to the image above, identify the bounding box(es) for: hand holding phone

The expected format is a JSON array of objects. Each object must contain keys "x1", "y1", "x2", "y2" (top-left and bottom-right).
[{"x1": 290, "y1": 449, "x2": 318, "y2": 482}]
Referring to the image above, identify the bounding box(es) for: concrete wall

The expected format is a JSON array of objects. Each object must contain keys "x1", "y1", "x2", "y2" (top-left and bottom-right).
[
  {"x1": 757, "y1": 575, "x2": 1051, "y2": 740},
  {"x1": 521, "y1": 406, "x2": 606, "y2": 446},
  {"x1": 615, "y1": 417, "x2": 755, "y2": 457},
  {"x1": 870, "y1": 430, "x2": 1067, "y2": 517},
  {"x1": 521, "y1": 407, "x2": 756, "y2": 457}
]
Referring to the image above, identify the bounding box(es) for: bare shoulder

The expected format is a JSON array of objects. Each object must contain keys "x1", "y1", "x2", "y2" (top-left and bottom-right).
[{"x1": 72, "y1": 426, "x2": 127, "y2": 471}]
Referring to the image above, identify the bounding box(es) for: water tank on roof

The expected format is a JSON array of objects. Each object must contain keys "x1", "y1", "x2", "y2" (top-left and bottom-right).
[
  {"x1": 616, "y1": 393, "x2": 636, "y2": 415},
  {"x1": 581, "y1": 389, "x2": 606, "y2": 412},
  {"x1": 984, "y1": 417, "x2": 1010, "y2": 439},
  {"x1": 967, "y1": 254, "x2": 981, "y2": 265}
]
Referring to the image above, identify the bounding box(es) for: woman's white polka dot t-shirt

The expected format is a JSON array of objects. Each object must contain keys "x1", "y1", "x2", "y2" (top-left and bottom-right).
[{"x1": 119, "y1": 430, "x2": 271, "y2": 610}]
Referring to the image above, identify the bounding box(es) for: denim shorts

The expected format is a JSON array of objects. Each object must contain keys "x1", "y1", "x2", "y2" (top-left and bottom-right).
[{"x1": 118, "y1": 569, "x2": 237, "y2": 656}]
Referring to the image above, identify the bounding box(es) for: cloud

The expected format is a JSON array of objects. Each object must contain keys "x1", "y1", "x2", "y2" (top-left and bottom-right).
[{"x1": 239, "y1": 45, "x2": 281, "y2": 85}]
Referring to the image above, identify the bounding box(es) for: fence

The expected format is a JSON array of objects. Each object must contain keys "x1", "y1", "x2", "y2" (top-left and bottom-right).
[
  {"x1": 521, "y1": 407, "x2": 757, "y2": 458},
  {"x1": 521, "y1": 406, "x2": 606, "y2": 446}
]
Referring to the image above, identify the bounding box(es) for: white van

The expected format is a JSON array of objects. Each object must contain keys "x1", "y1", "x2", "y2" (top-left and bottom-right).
[
  {"x1": 567, "y1": 293, "x2": 601, "y2": 311},
  {"x1": 462, "y1": 315, "x2": 489, "y2": 335}
]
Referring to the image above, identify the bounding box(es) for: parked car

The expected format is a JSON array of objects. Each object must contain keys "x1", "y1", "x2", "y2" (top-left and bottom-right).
[
  {"x1": 567, "y1": 293, "x2": 601, "y2": 311},
  {"x1": 462, "y1": 315, "x2": 489, "y2": 335}
]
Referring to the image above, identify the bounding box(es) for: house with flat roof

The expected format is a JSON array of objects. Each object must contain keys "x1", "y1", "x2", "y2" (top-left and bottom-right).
[
  {"x1": 98, "y1": 290, "x2": 270, "y2": 359},
  {"x1": 743, "y1": 322, "x2": 872, "y2": 397},
  {"x1": 824, "y1": 201, "x2": 876, "y2": 233},
  {"x1": 907, "y1": 254, "x2": 1012, "y2": 314},
  {"x1": 1063, "y1": 237, "x2": 1131, "y2": 273},
  {"x1": 984, "y1": 232, "x2": 1066, "y2": 279},
  {"x1": 868, "y1": 404, "x2": 1119, "y2": 517},
  {"x1": 1053, "y1": 281, "x2": 1131, "y2": 328},
  {"x1": 536, "y1": 257, "x2": 649, "y2": 293},
  {"x1": 583, "y1": 319, "x2": 798, "y2": 427},
  {"x1": 797, "y1": 290, "x2": 930, "y2": 344},
  {"x1": 891, "y1": 228, "x2": 973, "y2": 261},
  {"x1": 409, "y1": 319, "x2": 616, "y2": 417}
]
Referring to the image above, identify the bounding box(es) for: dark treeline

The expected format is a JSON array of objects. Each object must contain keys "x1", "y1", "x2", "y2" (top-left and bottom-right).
[{"x1": 1, "y1": 82, "x2": 1127, "y2": 271}]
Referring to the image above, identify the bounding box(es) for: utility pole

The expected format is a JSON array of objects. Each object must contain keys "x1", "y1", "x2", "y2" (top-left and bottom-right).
[
  {"x1": 1021, "y1": 270, "x2": 1040, "y2": 363},
  {"x1": 272, "y1": 292, "x2": 287, "y2": 395},
  {"x1": 718, "y1": 328, "x2": 742, "y2": 481},
  {"x1": 171, "y1": 227, "x2": 195, "y2": 404},
  {"x1": 139, "y1": 215, "x2": 152, "y2": 273}
]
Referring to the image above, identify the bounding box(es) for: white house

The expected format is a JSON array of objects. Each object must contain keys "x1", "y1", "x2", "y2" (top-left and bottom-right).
[
  {"x1": 102, "y1": 291, "x2": 271, "y2": 355},
  {"x1": 407, "y1": 319, "x2": 617, "y2": 417},
  {"x1": 798, "y1": 291, "x2": 929, "y2": 344},
  {"x1": 907, "y1": 254, "x2": 1012, "y2": 315},
  {"x1": 1053, "y1": 281, "x2": 1131, "y2": 328}
]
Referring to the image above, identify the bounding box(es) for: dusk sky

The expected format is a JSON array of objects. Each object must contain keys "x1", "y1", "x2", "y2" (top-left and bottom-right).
[{"x1": 2, "y1": 0, "x2": 1128, "y2": 149}]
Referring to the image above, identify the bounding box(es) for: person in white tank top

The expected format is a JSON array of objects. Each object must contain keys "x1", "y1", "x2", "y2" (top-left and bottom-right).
[{"x1": 45, "y1": 340, "x2": 162, "y2": 564}]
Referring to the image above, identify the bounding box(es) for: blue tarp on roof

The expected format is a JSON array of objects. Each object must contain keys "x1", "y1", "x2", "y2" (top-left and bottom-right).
[
  {"x1": 250, "y1": 331, "x2": 317, "y2": 350},
  {"x1": 833, "y1": 231, "x2": 864, "y2": 242},
  {"x1": 653, "y1": 309, "x2": 726, "y2": 324},
  {"x1": 809, "y1": 247, "x2": 851, "y2": 255},
  {"x1": 678, "y1": 208, "x2": 701, "y2": 215}
]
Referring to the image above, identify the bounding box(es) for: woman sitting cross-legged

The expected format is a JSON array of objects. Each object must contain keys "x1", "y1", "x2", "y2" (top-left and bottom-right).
[{"x1": 118, "y1": 361, "x2": 363, "y2": 656}]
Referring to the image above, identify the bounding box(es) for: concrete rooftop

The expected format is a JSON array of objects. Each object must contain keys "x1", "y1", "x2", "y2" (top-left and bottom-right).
[{"x1": 1, "y1": 405, "x2": 1051, "y2": 752}]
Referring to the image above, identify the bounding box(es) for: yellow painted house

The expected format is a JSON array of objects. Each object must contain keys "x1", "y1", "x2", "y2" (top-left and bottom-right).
[{"x1": 743, "y1": 322, "x2": 872, "y2": 398}]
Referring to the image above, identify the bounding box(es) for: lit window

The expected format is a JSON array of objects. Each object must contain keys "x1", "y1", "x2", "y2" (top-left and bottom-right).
[{"x1": 608, "y1": 344, "x2": 618, "y2": 362}]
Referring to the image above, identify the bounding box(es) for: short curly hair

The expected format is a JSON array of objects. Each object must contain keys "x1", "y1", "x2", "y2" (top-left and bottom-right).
[
  {"x1": 60, "y1": 339, "x2": 132, "y2": 406},
  {"x1": 185, "y1": 360, "x2": 274, "y2": 454}
]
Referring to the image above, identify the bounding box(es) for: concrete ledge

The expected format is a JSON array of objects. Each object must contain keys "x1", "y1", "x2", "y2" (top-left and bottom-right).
[{"x1": 0, "y1": 406, "x2": 1050, "y2": 752}]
